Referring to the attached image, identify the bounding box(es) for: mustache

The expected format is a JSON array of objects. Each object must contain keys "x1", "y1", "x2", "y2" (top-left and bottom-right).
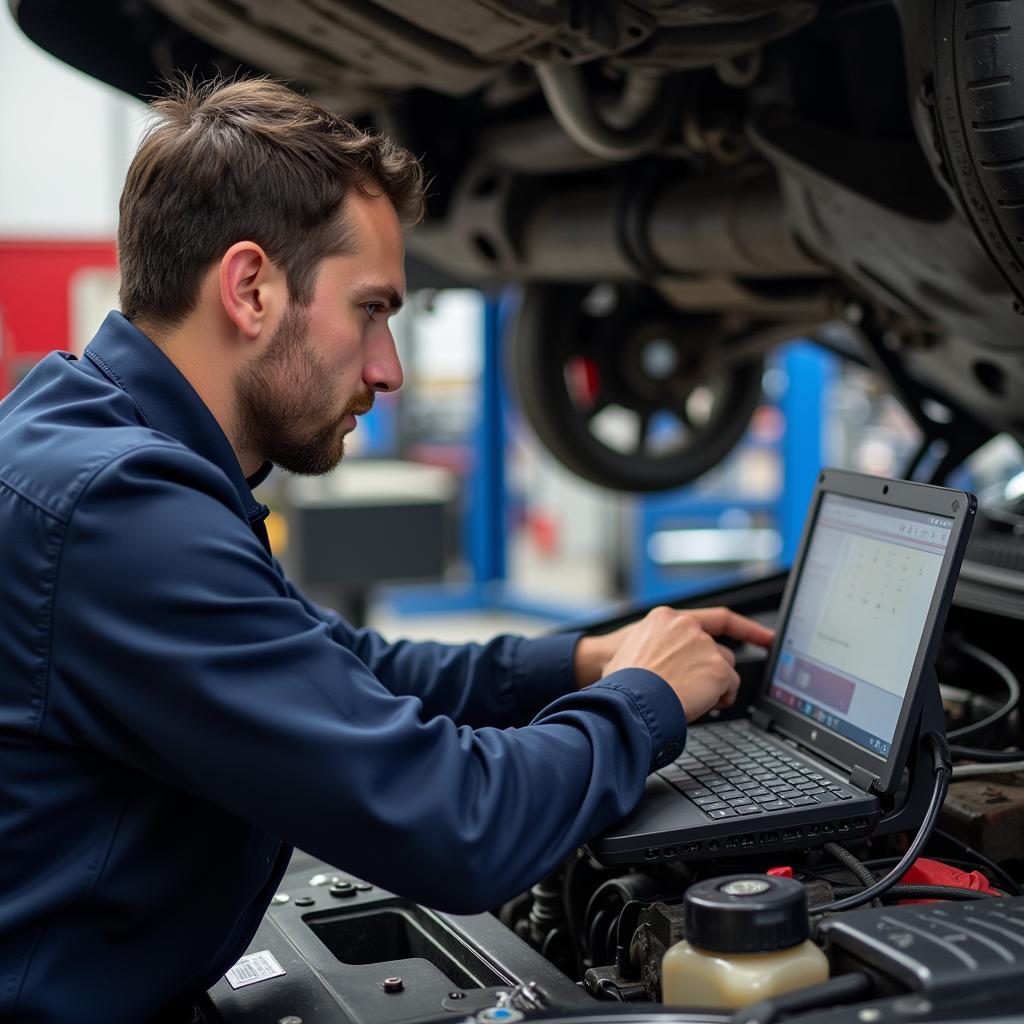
[{"x1": 344, "y1": 390, "x2": 376, "y2": 417}]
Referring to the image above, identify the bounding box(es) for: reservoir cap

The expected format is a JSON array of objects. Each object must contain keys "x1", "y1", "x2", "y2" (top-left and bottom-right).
[{"x1": 684, "y1": 874, "x2": 810, "y2": 953}]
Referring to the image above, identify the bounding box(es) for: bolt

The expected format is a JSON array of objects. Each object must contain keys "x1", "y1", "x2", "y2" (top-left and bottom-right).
[
  {"x1": 329, "y1": 881, "x2": 357, "y2": 898},
  {"x1": 383, "y1": 977, "x2": 404, "y2": 994},
  {"x1": 354, "y1": 882, "x2": 373, "y2": 891},
  {"x1": 449, "y1": 991, "x2": 466, "y2": 1000},
  {"x1": 295, "y1": 897, "x2": 315, "y2": 907},
  {"x1": 271, "y1": 893, "x2": 290, "y2": 905},
  {"x1": 308, "y1": 873, "x2": 329, "y2": 886}
]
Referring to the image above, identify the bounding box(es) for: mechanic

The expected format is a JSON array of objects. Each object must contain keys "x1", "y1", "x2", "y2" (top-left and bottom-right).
[{"x1": 0, "y1": 77, "x2": 773, "y2": 1023}]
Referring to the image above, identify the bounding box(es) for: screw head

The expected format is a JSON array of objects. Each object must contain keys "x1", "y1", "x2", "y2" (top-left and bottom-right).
[
  {"x1": 383, "y1": 977, "x2": 404, "y2": 993},
  {"x1": 449, "y1": 991, "x2": 466, "y2": 1000},
  {"x1": 294, "y1": 896, "x2": 315, "y2": 907},
  {"x1": 271, "y1": 893, "x2": 290, "y2": 905},
  {"x1": 279, "y1": 1017, "x2": 303, "y2": 1024},
  {"x1": 329, "y1": 881, "x2": 357, "y2": 898}
]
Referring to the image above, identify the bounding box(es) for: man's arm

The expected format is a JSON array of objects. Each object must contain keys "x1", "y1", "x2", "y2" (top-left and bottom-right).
[
  {"x1": 49, "y1": 446, "x2": 688, "y2": 914},
  {"x1": 275, "y1": 572, "x2": 773, "y2": 728},
  {"x1": 272, "y1": 571, "x2": 581, "y2": 728}
]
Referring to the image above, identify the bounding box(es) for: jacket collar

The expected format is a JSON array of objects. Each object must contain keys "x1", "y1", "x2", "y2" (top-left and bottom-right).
[{"x1": 83, "y1": 310, "x2": 272, "y2": 520}]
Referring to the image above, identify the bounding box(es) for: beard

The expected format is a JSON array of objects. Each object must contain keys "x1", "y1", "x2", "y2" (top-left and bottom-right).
[{"x1": 235, "y1": 303, "x2": 374, "y2": 477}]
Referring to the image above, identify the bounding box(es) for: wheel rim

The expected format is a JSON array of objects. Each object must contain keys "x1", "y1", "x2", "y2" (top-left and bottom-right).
[{"x1": 510, "y1": 283, "x2": 766, "y2": 492}]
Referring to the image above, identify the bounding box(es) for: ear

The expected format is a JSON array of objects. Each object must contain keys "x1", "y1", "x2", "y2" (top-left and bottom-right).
[{"x1": 218, "y1": 241, "x2": 287, "y2": 340}]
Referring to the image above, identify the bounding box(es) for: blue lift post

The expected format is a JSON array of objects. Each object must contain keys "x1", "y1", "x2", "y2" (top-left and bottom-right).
[
  {"x1": 382, "y1": 291, "x2": 605, "y2": 622},
  {"x1": 631, "y1": 339, "x2": 835, "y2": 603},
  {"x1": 780, "y1": 339, "x2": 835, "y2": 565}
]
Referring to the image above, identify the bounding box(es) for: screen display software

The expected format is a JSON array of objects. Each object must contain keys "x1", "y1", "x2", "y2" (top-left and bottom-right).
[{"x1": 768, "y1": 492, "x2": 952, "y2": 756}]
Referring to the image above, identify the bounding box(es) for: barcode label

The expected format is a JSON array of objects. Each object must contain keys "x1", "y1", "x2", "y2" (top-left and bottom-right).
[{"x1": 224, "y1": 950, "x2": 286, "y2": 990}]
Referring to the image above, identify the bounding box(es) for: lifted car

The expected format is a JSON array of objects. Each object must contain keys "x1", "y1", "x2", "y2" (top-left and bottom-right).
[{"x1": 13, "y1": 3, "x2": 1024, "y2": 1023}]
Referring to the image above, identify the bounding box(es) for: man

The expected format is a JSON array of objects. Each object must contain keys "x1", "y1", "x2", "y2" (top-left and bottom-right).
[{"x1": 0, "y1": 78, "x2": 772, "y2": 1022}]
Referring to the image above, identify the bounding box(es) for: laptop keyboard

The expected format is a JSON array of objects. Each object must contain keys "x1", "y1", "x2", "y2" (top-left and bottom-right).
[{"x1": 656, "y1": 722, "x2": 857, "y2": 820}]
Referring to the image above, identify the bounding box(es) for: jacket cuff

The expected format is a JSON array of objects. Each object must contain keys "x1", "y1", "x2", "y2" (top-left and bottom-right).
[
  {"x1": 513, "y1": 631, "x2": 582, "y2": 718},
  {"x1": 593, "y1": 668, "x2": 688, "y2": 770}
]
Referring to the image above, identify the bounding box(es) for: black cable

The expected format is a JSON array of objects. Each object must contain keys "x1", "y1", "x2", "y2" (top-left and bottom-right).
[
  {"x1": 860, "y1": 847, "x2": 1021, "y2": 897},
  {"x1": 829, "y1": 884, "x2": 996, "y2": 902},
  {"x1": 949, "y1": 744, "x2": 1024, "y2": 762},
  {"x1": 931, "y1": 828, "x2": 1023, "y2": 897},
  {"x1": 823, "y1": 842, "x2": 876, "y2": 889},
  {"x1": 728, "y1": 972, "x2": 873, "y2": 1024},
  {"x1": 946, "y1": 640, "x2": 1020, "y2": 743},
  {"x1": 823, "y1": 841, "x2": 881, "y2": 906},
  {"x1": 811, "y1": 733, "x2": 950, "y2": 916}
]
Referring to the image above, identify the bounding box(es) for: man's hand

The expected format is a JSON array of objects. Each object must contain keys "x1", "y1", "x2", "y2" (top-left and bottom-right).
[{"x1": 574, "y1": 606, "x2": 775, "y2": 723}]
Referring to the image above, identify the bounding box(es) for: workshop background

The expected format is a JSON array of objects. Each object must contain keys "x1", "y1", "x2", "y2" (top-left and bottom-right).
[{"x1": 0, "y1": 11, "x2": 998, "y2": 643}]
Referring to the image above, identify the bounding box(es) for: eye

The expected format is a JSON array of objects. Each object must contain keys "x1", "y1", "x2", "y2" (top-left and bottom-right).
[{"x1": 363, "y1": 302, "x2": 385, "y2": 320}]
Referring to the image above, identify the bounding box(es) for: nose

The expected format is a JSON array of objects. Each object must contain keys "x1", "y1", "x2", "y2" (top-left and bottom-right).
[{"x1": 364, "y1": 326, "x2": 404, "y2": 393}]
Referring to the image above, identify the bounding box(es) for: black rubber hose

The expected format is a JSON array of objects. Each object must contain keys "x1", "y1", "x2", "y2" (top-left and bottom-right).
[{"x1": 728, "y1": 972, "x2": 873, "y2": 1024}]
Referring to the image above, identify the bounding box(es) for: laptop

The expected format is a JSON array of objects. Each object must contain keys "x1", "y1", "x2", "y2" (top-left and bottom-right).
[{"x1": 588, "y1": 468, "x2": 976, "y2": 865}]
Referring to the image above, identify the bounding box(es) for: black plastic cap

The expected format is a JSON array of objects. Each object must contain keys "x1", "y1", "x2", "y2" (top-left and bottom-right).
[{"x1": 683, "y1": 874, "x2": 810, "y2": 953}]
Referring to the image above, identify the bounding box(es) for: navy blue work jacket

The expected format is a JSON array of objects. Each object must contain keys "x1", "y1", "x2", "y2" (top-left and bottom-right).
[{"x1": 0, "y1": 312, "x2": 686, "y2": 1023}]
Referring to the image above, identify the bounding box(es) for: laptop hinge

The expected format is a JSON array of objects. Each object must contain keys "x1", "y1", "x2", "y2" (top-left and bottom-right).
[
  {"x1": 849, "y1": 764, "x2": 881, "y2": 793},
  {"x1": 750, "y1": 707, "x2": 774, "y2": 731}
]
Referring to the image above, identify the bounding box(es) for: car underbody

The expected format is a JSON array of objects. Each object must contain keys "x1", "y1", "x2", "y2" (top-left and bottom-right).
[{"x1": 12, "y1": 3, "x2": 1024, "y2": 1023}]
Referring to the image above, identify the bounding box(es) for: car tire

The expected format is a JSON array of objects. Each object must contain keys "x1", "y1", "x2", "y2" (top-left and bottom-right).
[{"x1": 934, "y1": 0, "x2": 1024, "y2": 303}]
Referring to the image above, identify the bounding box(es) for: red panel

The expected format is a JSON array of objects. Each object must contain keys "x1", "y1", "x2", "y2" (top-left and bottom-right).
[{"x1": 0, "y1": 239, "x2": 118, "y2": 395}]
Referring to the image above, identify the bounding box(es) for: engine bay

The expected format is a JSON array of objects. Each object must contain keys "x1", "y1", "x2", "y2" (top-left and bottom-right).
[{"x1": 202, "y1": 544, "x2": 1024, "y2": 1024}]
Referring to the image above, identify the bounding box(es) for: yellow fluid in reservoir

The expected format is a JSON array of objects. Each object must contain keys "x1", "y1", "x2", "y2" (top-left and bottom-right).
[{"x1": 661, "y1": 938, "x2": 829, "y2": 1009}]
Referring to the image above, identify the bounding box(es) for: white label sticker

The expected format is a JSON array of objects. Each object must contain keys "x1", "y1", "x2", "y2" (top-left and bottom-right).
[{"x1": 224, "y1": 950, "x2": 286, "y2": 990}]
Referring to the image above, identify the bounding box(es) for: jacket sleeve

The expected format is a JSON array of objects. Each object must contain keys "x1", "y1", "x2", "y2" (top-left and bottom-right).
[
  {"x1": 49, "y1": 446, "x2": 687, "y2": 914},
  {"x1": 273, "y1": 566, "x2": 582, "y2": 728}
]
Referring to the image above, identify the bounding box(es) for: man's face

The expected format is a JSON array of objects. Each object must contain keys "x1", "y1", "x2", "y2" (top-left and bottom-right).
[{"x1": 235, "y1": 192, "x2": 406, "y2": 476}]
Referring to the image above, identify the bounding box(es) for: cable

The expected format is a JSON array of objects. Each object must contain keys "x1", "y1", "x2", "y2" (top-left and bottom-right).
[
  {"x1": 823, "y1": 842, "x2": 878, "y2": 887},
  {"x1": 811, "y1": 733, "x2": 950, "y2": 916},
  {"x1": 950, "y1": 745, "x2": 1024, "y2": 763},
  {"x1": 822, "y1": 841, "x2": 881, "y2": 907},
  {"x1": 930, "y1": 828, "x2": 1023, "y2": 897},
  {"x1": 946, "y1": 640, "x2": 1020, "y2": 743},
  {"x1": 859, "y1": 854, "x2": 1018, "y2": 895},
  {"x1": 829, "y1": 884, "x2": 996, "y2": 902}
]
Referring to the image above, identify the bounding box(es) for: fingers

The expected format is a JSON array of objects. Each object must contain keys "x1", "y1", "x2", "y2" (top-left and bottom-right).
[
  {"x1": 715, "y1": 674, "x2": 741, "y2": 708},
  {"x1": 688, "y1": 606, "x2": 775, "y2": 648},
  {"x1": 716, "y1": 642, "x2": 737, "y2": 668}
]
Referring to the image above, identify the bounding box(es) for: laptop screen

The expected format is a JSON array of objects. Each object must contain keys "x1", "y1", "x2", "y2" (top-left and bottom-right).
[{"x1": 766, "y1": 492, "x2": 953, "y2": 757}]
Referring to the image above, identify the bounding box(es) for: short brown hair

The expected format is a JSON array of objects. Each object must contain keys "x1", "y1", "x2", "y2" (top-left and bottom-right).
[{"x1": 118, "y1": 76, "x2": 425, "y2": 328}]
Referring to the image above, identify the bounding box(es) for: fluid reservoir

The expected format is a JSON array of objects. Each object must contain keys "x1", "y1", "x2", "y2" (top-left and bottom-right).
[{"x1": 662, "y1": 874, "x2": 828, "y2": 1009}]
